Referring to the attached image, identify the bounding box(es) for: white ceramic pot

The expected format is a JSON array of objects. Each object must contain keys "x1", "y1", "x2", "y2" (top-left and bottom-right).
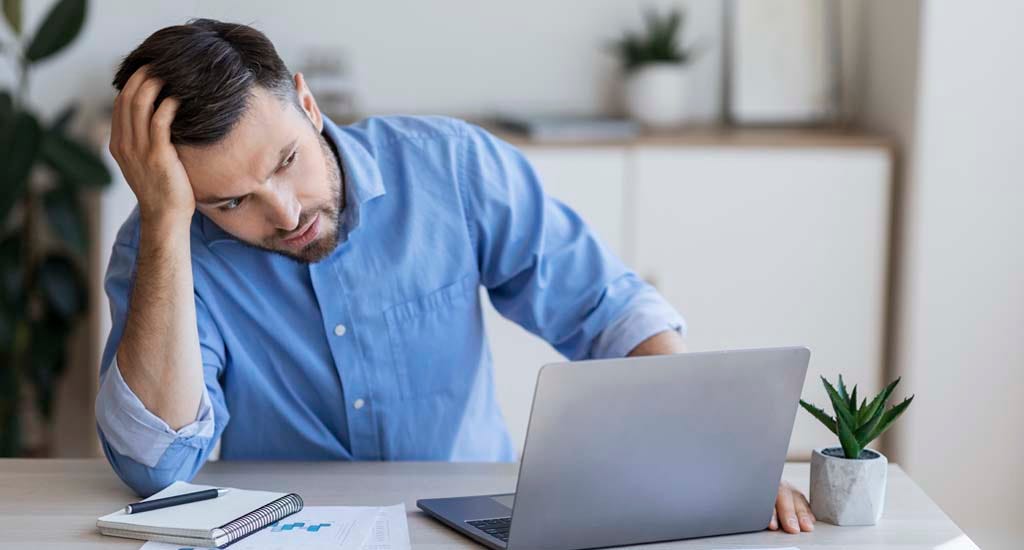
[
  {"x1": 623, "y1": 62, "x2": 689, "y2": 129},
  {"x1": 810, "y1": 447, "x2": 888, "y2": 526}
]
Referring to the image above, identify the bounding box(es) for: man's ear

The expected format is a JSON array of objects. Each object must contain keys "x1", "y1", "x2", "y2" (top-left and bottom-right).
[{"x1": 293, "y1": 72, "x2": 324, "y2": 133}]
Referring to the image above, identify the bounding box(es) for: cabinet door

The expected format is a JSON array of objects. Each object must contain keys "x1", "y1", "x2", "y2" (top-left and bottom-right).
[
  {"x1": 633, "y1": 147, "x2": 891, "y2": 458},
  {"x1": 484, "y1": 147, "x2": 627, "y2": 454}
]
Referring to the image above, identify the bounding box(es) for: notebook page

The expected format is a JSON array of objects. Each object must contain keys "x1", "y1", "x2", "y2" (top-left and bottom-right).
[{"x1": 98, "y1": 481, "x2": 288, "y2": 534}]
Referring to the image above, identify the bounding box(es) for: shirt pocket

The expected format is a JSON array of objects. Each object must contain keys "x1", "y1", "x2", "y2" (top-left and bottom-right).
[{"x1": 383, "y1": 274, "x2": 482, "y2": 399}]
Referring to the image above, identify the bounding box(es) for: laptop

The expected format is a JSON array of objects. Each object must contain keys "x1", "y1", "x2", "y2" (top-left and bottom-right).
[{"x1": 417, "y1": 347, "x2": 810, "y2": 550}]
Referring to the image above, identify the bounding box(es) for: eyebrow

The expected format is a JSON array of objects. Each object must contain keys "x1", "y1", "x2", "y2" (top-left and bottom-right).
[{"x1": 196, "y1": 139, "x2": 299, "y2": 205}]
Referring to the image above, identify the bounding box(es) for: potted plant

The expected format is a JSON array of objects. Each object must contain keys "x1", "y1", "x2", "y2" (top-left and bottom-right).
[
  {"x1": 610, "y1": 7, "x2": 695, "y2": 129},
  {"x1": 800, "y1": 375, "x2": 914, "y2": 525},
  {"x1": 0, "y1": 0, "x2": 111, "y2": 455}
]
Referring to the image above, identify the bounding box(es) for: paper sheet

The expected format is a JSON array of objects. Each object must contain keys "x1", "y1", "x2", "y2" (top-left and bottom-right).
[
  {"x1": 356, "y1": 505, "x2": 410, "y2": 550},
  {"x1": 139, "y1": 504, "x2": 410, "y2": 550}
]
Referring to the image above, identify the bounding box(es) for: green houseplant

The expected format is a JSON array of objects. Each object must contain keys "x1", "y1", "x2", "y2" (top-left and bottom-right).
[
  {"x1": 0, "y1": 0, "x2": 112, "y2": 455},
  {"x1": 610, "y1": 7, "x2": 693, "y2": 71},
  {"x1": 610, "y1": 7, "x2": 696, "y2": 128},
  {"x1": 800, "y1": 375, "x2": 914, "y2": 525}
]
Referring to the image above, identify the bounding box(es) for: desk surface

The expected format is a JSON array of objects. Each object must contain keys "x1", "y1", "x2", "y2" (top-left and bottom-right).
[{"x1": 1, "y1": 459, "x2": 976, "y2": 549}]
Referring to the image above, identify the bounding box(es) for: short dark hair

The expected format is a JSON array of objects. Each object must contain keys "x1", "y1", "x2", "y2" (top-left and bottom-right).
[{"x1": 113, "y1": 18, "x2": 295, "y2": 146}]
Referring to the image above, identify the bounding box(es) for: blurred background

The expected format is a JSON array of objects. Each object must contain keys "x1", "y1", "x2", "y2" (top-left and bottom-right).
[{"x1": 1, "y1": 1, "x2": 1020, "y2": 548}]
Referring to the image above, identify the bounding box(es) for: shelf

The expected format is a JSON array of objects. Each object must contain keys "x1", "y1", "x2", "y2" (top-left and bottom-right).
[{"x1": 475, "y1": 122, "x2": 896, "y2": 151}]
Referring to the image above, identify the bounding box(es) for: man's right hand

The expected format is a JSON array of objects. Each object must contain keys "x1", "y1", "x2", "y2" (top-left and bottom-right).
[
  {"x1": 109, "y1": 65, "x2": 195, "y2": 226},
  {"x1": 109, "y1": 65, "x2": 205, "y2": 431}
]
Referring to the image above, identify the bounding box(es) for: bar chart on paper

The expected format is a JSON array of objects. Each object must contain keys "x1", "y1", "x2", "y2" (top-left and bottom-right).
[
  {"x1": 270, "y1": 520, "x2": 334, "y2": 533},
  {"x1": 142, "y1": 504, "x2": 410, "y2": 550}
]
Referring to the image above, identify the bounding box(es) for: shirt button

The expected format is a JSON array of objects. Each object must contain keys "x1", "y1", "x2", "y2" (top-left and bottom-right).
[
  {"x1": 353, "y1": 398, "x2": 365, "y2": 410},
  {"x1": 334, "y1": 324, "x2": 347, "y2": 336}
]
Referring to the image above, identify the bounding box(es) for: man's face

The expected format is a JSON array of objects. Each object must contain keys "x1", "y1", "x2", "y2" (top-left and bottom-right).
[{"x1": 177, "y1": 78, "x2": 343, "y2": 263}]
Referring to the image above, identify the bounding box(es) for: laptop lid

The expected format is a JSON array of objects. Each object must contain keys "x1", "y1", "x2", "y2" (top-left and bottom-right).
[{"x1": 506, "y1": 346, "x2": 809, "y2": 550}]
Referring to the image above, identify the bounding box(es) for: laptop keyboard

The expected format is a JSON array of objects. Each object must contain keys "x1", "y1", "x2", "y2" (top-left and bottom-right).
[{"x1": 467, "y1": 517, "x2": 511, "y2": 542}]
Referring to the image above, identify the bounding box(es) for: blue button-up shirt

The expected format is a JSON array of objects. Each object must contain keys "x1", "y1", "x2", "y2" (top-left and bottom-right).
[{"x1": 96, "y1": 115, "x2": 685, "y2": 496}]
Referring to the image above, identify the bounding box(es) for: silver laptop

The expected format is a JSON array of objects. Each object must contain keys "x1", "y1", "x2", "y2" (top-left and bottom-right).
[{"x1": 417, "y1": 347, "x2": 809, "y2": 550}]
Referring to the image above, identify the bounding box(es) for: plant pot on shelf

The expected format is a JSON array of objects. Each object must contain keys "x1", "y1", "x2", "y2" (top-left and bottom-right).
[
  {"x1": 810, "y1": 447, "x2": 887, "y2": 526},
  {"x1": 623, "y1": 62, "x2": 689, "y2": 129}
]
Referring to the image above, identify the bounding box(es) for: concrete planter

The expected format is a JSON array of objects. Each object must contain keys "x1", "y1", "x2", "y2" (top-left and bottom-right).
[{"x1": 810, "y1": 447, "x2": 887, "y2": 526}]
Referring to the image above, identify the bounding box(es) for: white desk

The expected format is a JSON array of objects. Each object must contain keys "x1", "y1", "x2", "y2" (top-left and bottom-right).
[{"x1": 0, "y1": 459, "x2": 976, "y2": 549}]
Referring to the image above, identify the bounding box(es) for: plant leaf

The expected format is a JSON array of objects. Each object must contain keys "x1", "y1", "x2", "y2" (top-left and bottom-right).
[
  {"x1": 0, "y1": 91, "x2": 12, "y2": 126},
  {"x1": 25, "y1": 0, "x2": 86, "y2": 63},
  {"x1": 0, "y1": 232, "x2": 24, "y2": 309},
  {"x1": 0, "y1": 303, "x2": 12, "y2": 350},
  {"x1": 0, "y1": 313, "x2": 24, "y2": 455},
  {"x1": 40, "y1": 127, "x2": 111, "y2": 188},
  {"x1": 0, "y1": 347, "x2": 20, "y2": 455},
  {"x1": 836, "y1": 412, "x2": 863, "y2": 459},
  {"x1": 2, "y1": 0, "x2": 21, "y2": 35},
  {"x1": 849, "y1": 385, "x2": 858, "y2": 414},
  {"x1": 26, "y1": 313, "x2": 69, "y2": 420},
  {"x1": 799, "y1": 399, "x2": 837, "y2": 435},
  {"x1": 611, "y1": 7, "x2": 691, "y2": 69},
  {"x1": 821, "y1": 375, "x2": 856, "y2": 429},
  {"x1": 37, "y1": 254, "x2": 87, "y2": 320},
  {"x1": 863, "y1": 395, "x2": 915, "y2": 445},
  {"x1": 837, "y1": 374, "x2": 849, "y2": 404},
  {"x1": 0, "y1": 110, "x2": 42, "y2": 224},
  {"x1": 43, "y1": 186, "x2": 87, "y2": 255},
  {"x1": 854, "y1": 399, "x2": 886, "y2": 444},
  {"x1": 857, "y1": 377, "x2": 901, "y2": 428}
]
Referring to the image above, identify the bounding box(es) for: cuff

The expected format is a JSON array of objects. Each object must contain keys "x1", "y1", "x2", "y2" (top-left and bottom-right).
[
  {"x1": 589, "y1": 290, "x2": 687, "y2": 359},
  {"x1": 95, "y1": 357, "x2": 215, "y2": 468}
]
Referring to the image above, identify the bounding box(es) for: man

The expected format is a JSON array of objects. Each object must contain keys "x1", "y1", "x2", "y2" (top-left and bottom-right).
[{"x1": 96, "y1": 19, "x2": 814, "y2": 534}]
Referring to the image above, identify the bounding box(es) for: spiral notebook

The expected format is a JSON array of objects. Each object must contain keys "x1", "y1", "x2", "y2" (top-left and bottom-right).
[{"x1": 97, "y1": 481, "x2": 303, "y2": 548}]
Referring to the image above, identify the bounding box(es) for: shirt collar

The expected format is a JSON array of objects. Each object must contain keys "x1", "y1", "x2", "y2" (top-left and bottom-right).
[
  {"x1": 201, "y1": 115, "x2": 386, "y2": 246},
  {"x1": 323, "y1": 115, "x2": 386, "y2": 237}
]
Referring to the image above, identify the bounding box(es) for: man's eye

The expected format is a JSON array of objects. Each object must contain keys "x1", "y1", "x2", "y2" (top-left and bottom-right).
[
  {"x1": 219, "y1": 197, "x2": 245, "y2": 211},
  {"x1": 281, "y1": 151, "x2": 297, "y2": 169}
]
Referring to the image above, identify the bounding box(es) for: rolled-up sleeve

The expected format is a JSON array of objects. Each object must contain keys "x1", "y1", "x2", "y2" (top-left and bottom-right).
[
  {"x1": 95, "y1": 357, "x2": 215, "y2": 468},
  {"x1": 95, "y1": 214, "x2": 230, "y2": 497},
  {"x1": 589, "y1": 288, "x2": 687, "y2": 359},
  {"x1": 456, "y1": 122, "x2": 686, "y2": 360}
]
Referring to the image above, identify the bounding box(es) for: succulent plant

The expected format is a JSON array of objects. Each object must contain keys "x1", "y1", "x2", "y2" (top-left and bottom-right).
[
  {"x1": 610, "y1": 7, "x2": 694, "y2": 72},
  {"x1": 800, "y1": 375, "x2": 914, "y2": 459}
]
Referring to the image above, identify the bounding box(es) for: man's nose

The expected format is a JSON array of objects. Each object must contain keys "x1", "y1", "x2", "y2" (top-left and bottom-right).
[{"x1": 267, "y1": 189, "x2": 301, "y2": 231}]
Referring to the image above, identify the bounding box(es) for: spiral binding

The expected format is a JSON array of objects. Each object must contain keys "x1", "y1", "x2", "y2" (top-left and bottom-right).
[{"x1": 213, "y1": 493, "x2": 304, "y2": 547}]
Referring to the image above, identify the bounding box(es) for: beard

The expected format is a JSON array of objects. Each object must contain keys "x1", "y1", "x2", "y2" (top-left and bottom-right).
[{"x1": 249, "y1": 132, "x2": 344, "y2": 264}]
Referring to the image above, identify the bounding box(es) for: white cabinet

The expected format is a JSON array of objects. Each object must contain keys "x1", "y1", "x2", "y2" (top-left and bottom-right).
[
  {"x1": 632, "y1": 147, "x2": 891, "y2": 457},
  {"x1": 484, "y1": 147, "x2": 628, "y2": 454},
  {"x1": 484, "y1": 140, "x2": 892, "y2": 458}
]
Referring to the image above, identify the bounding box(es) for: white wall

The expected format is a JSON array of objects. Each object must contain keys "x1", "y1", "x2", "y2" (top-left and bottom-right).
[
  {"x1": 861, "y1": 1, "x2": 1024, "y2": 548},
  {"x1": 10, "y1": 0, "x2": 726, "y2": 122}
]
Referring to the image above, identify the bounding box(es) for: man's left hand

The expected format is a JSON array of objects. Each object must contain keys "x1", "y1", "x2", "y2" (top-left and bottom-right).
[{"x1": 769, "y1": 480, "x2": 815, "y2": 533}]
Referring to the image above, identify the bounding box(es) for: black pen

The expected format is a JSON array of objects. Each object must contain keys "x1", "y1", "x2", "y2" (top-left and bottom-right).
[{"x1": 125, "y1": 488, "x2": 230, "y2": 514}]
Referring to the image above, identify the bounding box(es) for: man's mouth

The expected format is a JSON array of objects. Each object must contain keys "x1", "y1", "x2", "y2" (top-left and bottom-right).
[{"x1": 281, "y1": 213, "x2": 321, "y2": 249}]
